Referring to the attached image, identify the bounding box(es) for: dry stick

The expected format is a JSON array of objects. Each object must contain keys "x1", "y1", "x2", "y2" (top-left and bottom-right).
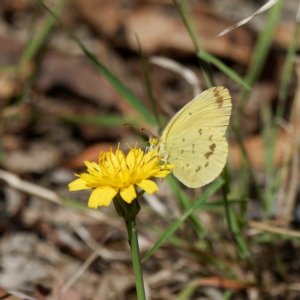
[
  {"x1": 201, "y1": 0, "x2": 279, "y2": 40},
  {"x1": 249, "y1": 221, "x2": 300, "y2": 238},
  {"x1": 57, "y1": 247, "x2": 100, "y2": 300},
  {"x1": 0, "y1": 169, "x2": 61, "y2": 204},
  {"x1": 149, "y1": 56, "x2": 202, "y2": 97},
  {"x1": 0, "y1": 169, "x2": 124, "y2": 231},
  {"x1": 0, "y1": 169, "x2": 148, "y2": 297},
  {"x1": 276, "y1": 59, "x2": 300, "y2": 220},
  {"x1": 57, "y1": 231, "x2": 112, "y2": 299}
]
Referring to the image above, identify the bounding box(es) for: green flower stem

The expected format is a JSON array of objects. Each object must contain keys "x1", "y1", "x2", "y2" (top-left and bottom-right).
[
  {"x1": 113, "y1": 194, "x2": 145, "y2": 299},
  {"x1": 126, "y1": 217, "x2": 146, "y2": 300}
]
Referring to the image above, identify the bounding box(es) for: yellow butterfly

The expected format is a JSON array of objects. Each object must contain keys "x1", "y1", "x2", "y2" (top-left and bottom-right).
[{"x1": 150, "y1": 86, "x2": 232, "y2": 188}]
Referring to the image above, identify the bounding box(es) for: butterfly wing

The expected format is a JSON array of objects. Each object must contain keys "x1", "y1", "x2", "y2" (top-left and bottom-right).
[{"x1": 158, "y1": 86, "x2": 231, "y2": 188}]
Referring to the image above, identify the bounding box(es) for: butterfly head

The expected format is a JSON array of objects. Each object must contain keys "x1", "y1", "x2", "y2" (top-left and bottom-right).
[{"x1": 149, "y1": 136, "x2": 159, "y2": 151}]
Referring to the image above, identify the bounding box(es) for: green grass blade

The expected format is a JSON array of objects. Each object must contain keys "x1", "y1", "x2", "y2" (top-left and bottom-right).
[
  {"x1": 136, "y1": 35, "x2": 162, "y2": 131},
  {"x1": 198, "y1": 199, "x2": 246, "y2": 209},
  {"x1": 240, "y1": 0, "x2": 285, "y2": 102},
  {"x1": 262, "y1": 104, "x2": 277, "y2": 213},
  {"x1": 176, "y1": 285, "x2": 197, "y2": 300},
  {"x1": 223, "y1": 290, "x2": 234, "y2": 300},
  {"x1": 278, "y1": 21, "x2": 300, "y2": 112},
  {"x1": 20, "y1": 0, "x2": 66, "y2": 65},
  {"x1": 264, "y1": 10, "x2": 300, "y2": 212},
  {"x1": 61, "y1": 115, "x2": 142, "y2": 127},
  {"x1": 142, "y1": 178, "x2": 224, "y2": 262},
  {"x1": 173, "y1": 0, "x2": 214, "y2": 87},
  {"x1": 37, "y1": 0, "x2": 157, "y2": 125},
  {"x1": 265, "y1": 166, "x2": 285, "y2": 213},
  {"x1": 198, "y1": 51, "x2": 251, "y2": 90},
  {"x1": 166, "y1": 175, "x2": 205, "y2": 235},
  {"x1": 0, "y1": 65, "x2": 19, "y2": 72}
]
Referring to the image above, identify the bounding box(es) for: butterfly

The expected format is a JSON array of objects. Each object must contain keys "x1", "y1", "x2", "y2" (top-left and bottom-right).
[{"x1": 149, "y1": 86, "x2": 232, "y2": 188}]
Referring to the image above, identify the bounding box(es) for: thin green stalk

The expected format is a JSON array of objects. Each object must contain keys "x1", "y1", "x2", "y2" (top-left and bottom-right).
[
  {"x1": 264, "y1": 7, "x2": 300, "y2": 214},
  {"x1": 113, "y1": 194, "x2": 145, "y2": 300},
  {"x1": 233, "y1": 2, "x2": 285, "y2": 206},
  {"x1": 136, "y1": 35, "x2": 162, "y2": 131},
  {"x1": 126, "y1": 218, "x2": 146, "y2": 300},
  {"x1": 173, "y1": 0, "x2": 214, "y2": 87},
  {"x1": 166, "y1": 175, "x2": 205, "y2": 235},
  {"x1": 37, "y1": 0, "x2": 157, "y2": 125},
  {"x1": 13, "y1": 0, "x2": 65, "y2": 104},
  {"x1": 224, "y1": 203, "x2": 266, "y2": 295},
  {"x1": 277, "y1": 21, "x2": 300, "y2": 114},
  {"x1": 198, "y1": 51, "x2": 250, "y2": 90},
  {"x1": 231, "y1": 121, "x2": 265, "y2": 208},
  {"x1": 21, "y1": 0, "x2": 66, "y2": 65},
  {"x1": 240, "y1": 0, "x2": 285, "y2": 105},
  {"x1": 221, "y1": 167, "x2": 250, "y2": 259},
  {"x1": 142, "y1": 179, "x2": 224, "y2": 262}
]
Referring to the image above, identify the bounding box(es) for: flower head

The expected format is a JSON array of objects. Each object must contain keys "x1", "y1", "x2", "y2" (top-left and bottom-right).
[{"x1": 68, "y1": 144, "x2": 176, "y2": 209}]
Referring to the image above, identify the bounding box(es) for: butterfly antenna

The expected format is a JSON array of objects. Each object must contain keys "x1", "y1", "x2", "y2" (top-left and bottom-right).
[
  {"x1": 123, "y1": 124, "x2": 155, "y2": 138},
  {"x1": 140, "y1": 127, "x2": 155, "y2": 138}
]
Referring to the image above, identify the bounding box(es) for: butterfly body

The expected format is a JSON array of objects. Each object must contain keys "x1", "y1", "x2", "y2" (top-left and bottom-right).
[{"x1": 150, "y1": 86, "x2": 232, "y2": 188}]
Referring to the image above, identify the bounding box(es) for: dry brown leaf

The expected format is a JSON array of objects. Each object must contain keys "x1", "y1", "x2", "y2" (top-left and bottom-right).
[
  {"x1": 229, "y1": 130, "x2": 294, "y2": 170},
  {"x1": 72, "y1": 2, "x2": 253, "y2": 64},
  {"x1": 194, "y1": 276, "x2": 256, "y2": 289},
  {"x1": 240, "y1": 82, "x2": 278, "y2": 134},
  {"x1": 3, "y1": 142, "x2": 63, "y2": 174},
  {"x1": 71, "y1": 0, "x2": 130, "y2": 37},
  {"x1": 0, "y1": 0, "x2": 33, "y2": 12},
  {"x1": 35, "y1": 52, "x2": 118, "y2": 108}
]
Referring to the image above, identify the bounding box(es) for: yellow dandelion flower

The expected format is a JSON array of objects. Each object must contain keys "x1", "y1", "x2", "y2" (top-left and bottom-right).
[{"x1": 68, "y1": 144, "x2": 176, "y2": 209}]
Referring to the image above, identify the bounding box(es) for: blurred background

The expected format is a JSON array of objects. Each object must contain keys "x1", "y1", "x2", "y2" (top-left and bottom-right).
[{"x1": 0, "y1": 0, "x2": 300, "y2": 299}]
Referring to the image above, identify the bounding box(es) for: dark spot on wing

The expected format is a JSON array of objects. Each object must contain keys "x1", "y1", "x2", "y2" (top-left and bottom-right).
[
  {"x1": 205, "y1": 162, "x2": 209, "y2": 168},
  {"x1": 205, "y1": 152, "x2": 212, "y2": 159},
  {"x1": 204, "y1": 143, "x2": 216, "y2": 159},
  {"x1": 213, "y1": 88, "x2": 224, "y2": 108},
  {"x1": 209, "y1": 135, "x2": 212, "y2": 141},
  {"x1": 189, "y1": 112, "x2": 192, "y2": 115},
  {"x1": 199, "y1": 129, "x2": 202, "y2": 135},
  {"x1": 216, "y1": 96, "x2": 223, "y2": 108},
  {"x1": 182, "y1": 138, "x2": 185, "y2": 142},
  {"x1": 196, "y1": 166, "x2": 201, "y2": 172},
  {"x1": 181, "y1": 150, "x2": 184, "y2": 154}
]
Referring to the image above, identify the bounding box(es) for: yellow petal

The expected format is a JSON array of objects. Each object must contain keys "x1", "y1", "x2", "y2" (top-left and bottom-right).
[
  {"x1": 137, "y1": 180, "x2": 158, "y2": 194},
  {"x1": 120, "y1": 185, "x2": 136, "y2": 203},
  {"x1": 68, "y1": 178, "x2": 90, "y2": 191},
  {"x1": 154, "y1": 170, "x2": 172, "y2": 178},
  {"x1": 143, "y1": 150, "x2": 157, "y2": 162},
  {"x1": 84, "y1": 161, "x2": 93, "y2": 169},
  {"x1": 116, "y1": 148, "x2": 125, "y2": 162},
  {"x1": 126, "y1": 149, "x2": 135, "y2": 169},
  {"x1": 108, "y1": 150, "x2": 119, "y2": 169},
  {"x1": 91, "y1": 161, "x2": 100, "y2": 171},
  {"x1": 88, "y1": 186, "x2": 118, "y2": 208}
]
